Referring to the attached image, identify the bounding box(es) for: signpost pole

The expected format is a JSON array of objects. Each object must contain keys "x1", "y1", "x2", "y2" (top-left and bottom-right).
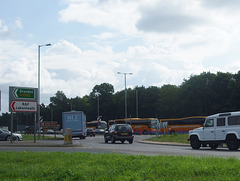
[
  {"x1": 34, "y1": 113, "x2": 36, "y2": 143},
  {"x1": 9, "y1": 86, "x2": 38, "y2": 143},
  {"x1": 11, "y1": 113, "x2": 13, "y2": 143}
]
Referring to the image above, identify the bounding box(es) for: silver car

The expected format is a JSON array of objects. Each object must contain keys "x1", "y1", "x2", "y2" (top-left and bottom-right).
[{"x1": 0, "y1": 129, "x2": 22, "y2": 141}]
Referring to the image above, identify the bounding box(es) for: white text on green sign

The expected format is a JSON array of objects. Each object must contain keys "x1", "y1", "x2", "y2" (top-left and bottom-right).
[{"x1": 13, "y1": 88, "x2": 35, "y2": 99}]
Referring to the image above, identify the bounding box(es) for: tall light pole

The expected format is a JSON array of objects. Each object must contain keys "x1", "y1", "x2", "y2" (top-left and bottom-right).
[
  {"x1": 117, "y1": 72, "x2": 133, "y2": 118},
  {"x1": 95, "y1": 92, "x2": 101, "y2": 119},
  {"x1": 38, "y1": 43, "x2": 51, "y2": 137}
]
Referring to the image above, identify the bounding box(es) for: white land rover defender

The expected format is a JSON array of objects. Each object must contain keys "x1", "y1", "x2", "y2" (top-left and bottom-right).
[{"x1": 189, "y1": 111, "x2": 240, "y2": 150}]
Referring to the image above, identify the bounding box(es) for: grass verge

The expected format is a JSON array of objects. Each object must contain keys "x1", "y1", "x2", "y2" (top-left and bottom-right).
[
  {"x1": 22, "y1": 134, "x2": 63, "y2": 141},
  {"x1": 146, "y1": 133, "x2": 189, "y2": 144},
  {"x1": 0, "y1": 152, "x2": 239, "y2": 180}
]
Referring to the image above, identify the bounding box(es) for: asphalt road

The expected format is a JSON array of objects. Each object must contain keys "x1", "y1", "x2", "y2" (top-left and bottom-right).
[{"x1": 1, "y1": 135, "x2": 240, "y2": 158}]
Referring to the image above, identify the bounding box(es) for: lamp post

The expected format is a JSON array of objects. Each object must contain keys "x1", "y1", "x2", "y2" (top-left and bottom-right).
[
  {"x1": 117, "y1": 72, "x2": 133, "y2": 118},
  {"x1": 95, "y1": 92, "x2": 101, "y2": 118},
  {"x1": 38, "y1": 43, "x2": 51, "y2": 138}
]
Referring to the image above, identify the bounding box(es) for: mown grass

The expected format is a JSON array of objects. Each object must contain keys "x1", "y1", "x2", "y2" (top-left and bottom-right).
[
  {"x1": 0, "y1": 152, "x2": 239, "y2": 180},
  {"x1": 147, "y1": 133, "x2": 189, "y2": 144},
  {"x1": 22, "y1": 134, "x2": 63, "y2": 141}
]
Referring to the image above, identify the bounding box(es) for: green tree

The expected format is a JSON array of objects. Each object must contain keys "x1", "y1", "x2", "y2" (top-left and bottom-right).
[
  {"x1": 89, "y1": 83, "x2": 115, "y2": 121},
  {"x1": 132, "y1": 86, "x2": 160, "y2": 118},
  {"x1": 229, "y1": 71, "x2": 240, "y2": 111},
  {"x1": 178, "y1": 72, "x2": 214, "y2": 116},
  {"x1": 210, "y1": 72, "x2": 235, "y2": 113},
  {"x1": 49, "y1": 91, "x2": 71, "y2": 128},
  {"x1": 158, "y1": 84, "x2": 180, "y2": 118},
  {"x1": 113, "y1": 90, "x2": 125, "y2": 119}
]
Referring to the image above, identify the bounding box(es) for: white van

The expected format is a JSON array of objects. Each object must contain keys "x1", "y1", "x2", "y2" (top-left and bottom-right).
[{"x1": 188, "y1": 111, "x2": 240, "y2": 150}]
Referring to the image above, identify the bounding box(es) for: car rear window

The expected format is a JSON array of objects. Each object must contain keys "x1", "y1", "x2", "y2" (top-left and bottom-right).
[{"x1": 116, "y1": 125, "x2": 132, "y2": 131}]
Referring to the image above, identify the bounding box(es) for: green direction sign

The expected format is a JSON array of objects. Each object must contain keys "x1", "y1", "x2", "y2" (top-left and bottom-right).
[{"x1": 13, "y1": 88, "x2": 35, "y2": 99}]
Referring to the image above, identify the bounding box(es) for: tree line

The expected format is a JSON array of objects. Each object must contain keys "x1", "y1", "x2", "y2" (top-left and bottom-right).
[{"x1": 1, "y1": 71, "x2": 240, "y2": 129}]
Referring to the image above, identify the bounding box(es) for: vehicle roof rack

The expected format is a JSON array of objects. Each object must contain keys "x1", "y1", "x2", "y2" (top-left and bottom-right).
[{"x1": 219, "y1": 113, "x2": 231, "y2": 117}]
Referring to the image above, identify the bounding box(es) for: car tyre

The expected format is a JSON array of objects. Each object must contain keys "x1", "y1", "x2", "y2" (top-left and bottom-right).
[
  {"x1": 6, "y1": 136, "x2": 11, "y2": 141},
  {"x1": 226, "y1": 135, "x2": 239, "y2": 151},
  {"x1": 111, "y1": 137, "x2": 115, "y2": 144},
  {"x1": 129, "y1": 139, "x2": 133, "y2": 144},
  {"x1": 105, "y1": 138, "x2": 108, "y2": 143},
  {"x1": 190, "y1": 136, "x2": 201, "y2": 149}
]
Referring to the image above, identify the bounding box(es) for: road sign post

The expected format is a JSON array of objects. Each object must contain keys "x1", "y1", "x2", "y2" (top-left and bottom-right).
[
  {"x1": 9, "y1": 86, "x2": 38, "y2": 112},
  {"x1": 9, "y1": 86, "x2": 38, "y2": 143}
]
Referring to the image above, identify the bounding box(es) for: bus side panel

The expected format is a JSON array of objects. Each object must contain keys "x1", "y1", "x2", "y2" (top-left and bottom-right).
[
  {"x1": 131, "y1": 125, "x2": 156, "y2": 135},
  {"x1": 168, "y1": 124, "x2": 202, "y2": 134},
  {"x1": 160, "y1": 116, "x2": 206, "y2": 134}
]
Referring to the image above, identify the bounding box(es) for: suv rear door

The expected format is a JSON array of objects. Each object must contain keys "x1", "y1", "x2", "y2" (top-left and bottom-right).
[{"x1": 215, "y1": 117, "x2": 227, "y2": 141}]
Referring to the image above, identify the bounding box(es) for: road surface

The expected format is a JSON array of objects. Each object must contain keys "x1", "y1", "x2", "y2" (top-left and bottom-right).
[{"x1": 0, "y1": 135, "x2": 240, "y2": 158}]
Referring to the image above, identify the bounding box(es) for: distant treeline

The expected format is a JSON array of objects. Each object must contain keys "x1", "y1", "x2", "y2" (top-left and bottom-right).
[{"x1": 1, "y1": 71, "x2": 240, "y2": 129}]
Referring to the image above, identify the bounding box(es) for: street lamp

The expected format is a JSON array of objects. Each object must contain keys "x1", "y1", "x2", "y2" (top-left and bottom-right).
[
  {"x1": 38, "y1": 43, "x2": 51, "y2": 138},
  {"x1": 95, "y1": 91, "x2": 101, "y2": 118},
  {"x1": 117, "y1": 72, "x2": 133, "y2": 118}
]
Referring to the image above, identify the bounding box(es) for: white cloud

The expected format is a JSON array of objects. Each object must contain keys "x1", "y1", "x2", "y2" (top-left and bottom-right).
[
  {"x1": 59, "y1": 0, "x2": 141, "y2": 35},
  {"x1": 136, "y1": 0, "x2": 204, "y2": 33},
  {"x1": 92, "y1": 32, "x2": 114, "y2": 40},
  {"x1": 15, "y1": 18, "x2": 23, "y2": 29},
  {"x1": 0, "y1": 19, "x2": 10, "y2": 36},
  {"x1": 0, "y1": 17, "x2": 23, "y2": 37},
  {"x1": 201, "y1": 0, "x2": 240, "y2": 9},
  {"x1": 0, "y1": 40, "x2": 37, "y2": 113},
  {"x1": 39, "y1": 40, "x2": 120, "y2": 98}
]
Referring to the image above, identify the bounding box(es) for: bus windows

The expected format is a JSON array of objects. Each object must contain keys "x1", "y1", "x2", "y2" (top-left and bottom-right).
[
  {"x1": 160, "y1": 116, "x2": 206, "y2": 134},
  {"x1": 86, "y1": 120, "x2": 107, "y2": 130}
]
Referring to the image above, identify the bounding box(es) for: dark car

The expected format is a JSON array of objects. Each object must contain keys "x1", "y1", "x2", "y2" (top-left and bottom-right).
[
  {"x1": 104, "y1": 124, "x2": 134, "y2": 144},
  {"x1": 95, "y1": 129, "x2": 105, "y2": 134},
  {"x1": 24, "y1": 126, "x2": 35, "y2": 134},
  {"x1": 86, "y1": 128, "x2": 95, "y2": 137},
  {"x1": 0, "y1": 129, "x2": 18, "y2": 141}
]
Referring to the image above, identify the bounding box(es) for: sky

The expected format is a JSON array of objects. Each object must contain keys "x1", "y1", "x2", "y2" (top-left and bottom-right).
[{"x1": 1, "y1": 0, "x2": 240, "y2": 114}]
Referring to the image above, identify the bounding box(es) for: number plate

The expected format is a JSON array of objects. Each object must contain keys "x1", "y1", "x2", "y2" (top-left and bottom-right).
[{"x1": 121, "y1": 133, "x2": 128, "y2": 135}]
